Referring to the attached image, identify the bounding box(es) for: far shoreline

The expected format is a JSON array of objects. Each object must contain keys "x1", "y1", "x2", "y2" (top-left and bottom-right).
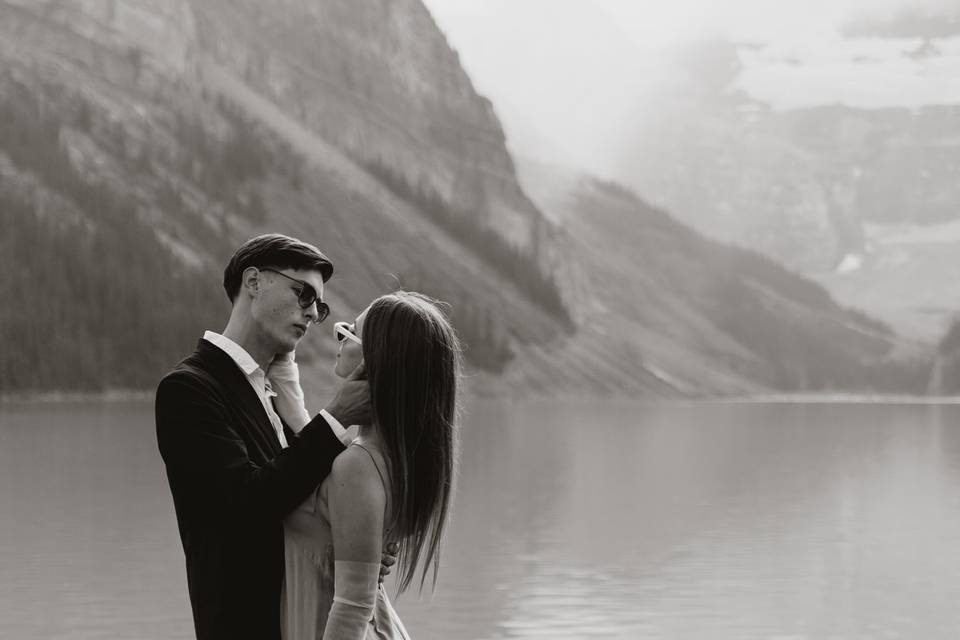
[
  {"x1": 0, "y1": 389, "x2": 154, "y2": 405},
  {"x1": 713, "y1": 393, "x2": 960, "y2": 405},
  {"x1": 2, "y1": 389, "x2": 959, "y2": 407}
]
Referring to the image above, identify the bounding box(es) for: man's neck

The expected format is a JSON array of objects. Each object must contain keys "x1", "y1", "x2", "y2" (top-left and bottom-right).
[{"x1": 221, "y1": 317, "x2": 275, "y2": 371}]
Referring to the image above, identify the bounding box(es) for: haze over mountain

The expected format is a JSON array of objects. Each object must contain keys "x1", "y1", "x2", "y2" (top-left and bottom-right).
[
  {"x1": 428, "y1": 0, "x2": 960, "y2": 343},
  {"x1": 0, "y1": 0, "x2": 936, "y2": 399}
]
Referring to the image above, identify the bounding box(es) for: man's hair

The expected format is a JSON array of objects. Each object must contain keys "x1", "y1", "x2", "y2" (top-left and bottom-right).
[
  {"x1": 362, "y1": 290, "x2": 462, "y2": 593},
  {"x1": 222, "y1": 233, "x2": 333, "y2": 302}
]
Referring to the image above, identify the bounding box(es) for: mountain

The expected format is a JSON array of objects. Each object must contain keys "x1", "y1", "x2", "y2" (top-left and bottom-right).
[
  {"x1": 608, "y1": 36, "x2": 960, "y2": 342},
  {"x1": 623, "y1": 93, "x2": 960, "y2": 270},
  {"x1": 513, "y1": 157, "x2": 929, "y2": 397},
  {"x1": 191, "y1": 0, "x2": 545, "y2": 255},
  {"x1": 0, "y1": 0, "x2": 566, "y2": 397},
  {"x1": 0, "y1": 0, "x2": 932, "y2": 399},
  {"x1": 417, "y1": 6, "x2": 960, "y2": 345}
]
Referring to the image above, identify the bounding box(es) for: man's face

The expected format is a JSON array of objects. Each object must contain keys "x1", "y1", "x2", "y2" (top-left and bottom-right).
[{"x1": 251, "y1": 268, "x2": 326, "y2": 354}]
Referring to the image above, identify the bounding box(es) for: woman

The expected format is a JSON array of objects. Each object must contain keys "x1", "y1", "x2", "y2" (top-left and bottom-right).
[{"x1": 278, "y1": 291, "x2": 461, "y2": 639}]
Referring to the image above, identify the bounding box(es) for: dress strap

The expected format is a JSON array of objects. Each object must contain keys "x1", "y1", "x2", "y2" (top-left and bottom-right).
[
  {"x1": 351, "y1": 443, "x2": 388, "y2": 498},
  {"x1": 350, "y1": 442, "x2": 395, "y2": 537}
]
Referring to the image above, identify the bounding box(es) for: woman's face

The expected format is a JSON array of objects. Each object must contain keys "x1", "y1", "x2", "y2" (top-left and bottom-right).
[{"x1": 334, "y1": 307, "x2": 367, "y2": 378}]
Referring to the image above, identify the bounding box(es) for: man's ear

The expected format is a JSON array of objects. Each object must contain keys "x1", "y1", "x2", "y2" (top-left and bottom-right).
[{"x1": 241, "y1": 266, "x2": 261, "y2": 298}]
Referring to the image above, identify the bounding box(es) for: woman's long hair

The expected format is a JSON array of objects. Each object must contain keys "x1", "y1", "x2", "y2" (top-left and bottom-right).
[{"x1": 362, "y1": 291, "x2": 462, "y2": 593}]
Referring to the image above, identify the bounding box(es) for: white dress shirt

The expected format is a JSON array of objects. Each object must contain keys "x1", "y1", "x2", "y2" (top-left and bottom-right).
[
  {"x1": 267, "y1": 349, "x2": 350, "y2": 445},
  {"x1": 202, "y1": 331, "x2": 348, "y2": 447}
]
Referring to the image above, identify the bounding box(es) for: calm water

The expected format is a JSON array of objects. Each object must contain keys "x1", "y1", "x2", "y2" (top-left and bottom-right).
[{"x1": 2, "y1": 399, "x2": 960, "y2": 639}]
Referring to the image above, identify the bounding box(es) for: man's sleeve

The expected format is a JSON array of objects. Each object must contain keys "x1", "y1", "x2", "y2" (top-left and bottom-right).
[
  {"x1": 319, "y1": 409, "x2": 352, "y2": 446},
  {"x1": 156, "y1": 371, "x2": 346, "y2": 520},
  {"x1": 266, "y1": 354, "x2": 312, "y2": 434}
]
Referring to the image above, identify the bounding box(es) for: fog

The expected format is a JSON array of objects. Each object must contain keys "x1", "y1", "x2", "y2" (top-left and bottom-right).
[{"x1": 424, "y1": 0, "x2": 960, "y2": 178}]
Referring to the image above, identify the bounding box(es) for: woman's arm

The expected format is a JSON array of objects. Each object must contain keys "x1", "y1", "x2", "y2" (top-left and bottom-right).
[
  {"x1": 266, "y1": 351, "x2": 312, "y2": 433},
  {"x1": 324, "y1": 446, "x2": 387, "y2": 640},
  {"x1": 268, "y1": 353, "x2": 363, "y2": 446}
]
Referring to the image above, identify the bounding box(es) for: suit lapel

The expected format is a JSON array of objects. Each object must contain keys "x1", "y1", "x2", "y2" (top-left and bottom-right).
[{"x1": 194, "y1": 340, "x2": 283, "y2": 458}]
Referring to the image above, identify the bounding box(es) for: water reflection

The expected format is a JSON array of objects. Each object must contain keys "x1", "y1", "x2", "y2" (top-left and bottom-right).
[
  {"x1": 396, "y1": 401, "x2": 960, "y2": 639},
  {"x1": 0, "y1": 401, "x2": 193, "y2": 639},
  {"x1": 3, "y1": 399, "x2": 960, "y2": 638}
]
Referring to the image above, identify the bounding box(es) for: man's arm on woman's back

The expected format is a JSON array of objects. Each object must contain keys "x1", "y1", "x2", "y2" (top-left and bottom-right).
[{"x1": 155, "y1": 369, "x2": 345, "y2": 520}]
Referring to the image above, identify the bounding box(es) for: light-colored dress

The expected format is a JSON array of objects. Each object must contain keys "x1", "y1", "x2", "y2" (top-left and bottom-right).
[{"x1": 281, "y1": 442, "x2": 411, "y2": 640}]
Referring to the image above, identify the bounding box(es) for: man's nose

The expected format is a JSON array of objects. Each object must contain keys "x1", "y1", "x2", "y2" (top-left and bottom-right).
[{"x1": 304, "y1": 301, "x2": 319, "y2": 324}]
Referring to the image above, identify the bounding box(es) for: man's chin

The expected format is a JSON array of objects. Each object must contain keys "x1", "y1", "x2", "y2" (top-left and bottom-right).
[{"x1": 281, "y1": 335, "x2": 302, "y2": 353}]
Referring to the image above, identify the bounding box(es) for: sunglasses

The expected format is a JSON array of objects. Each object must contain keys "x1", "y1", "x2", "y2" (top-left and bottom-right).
[
  {"x1": 259, "y1": 268, "x2": 329, "y2": 323},
  {"x1": 334, "y1": 321, "x2": 361, "y2": 345}
]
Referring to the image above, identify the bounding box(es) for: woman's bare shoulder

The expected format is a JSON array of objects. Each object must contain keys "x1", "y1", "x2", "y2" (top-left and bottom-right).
[{"x1": 329, "y1": 444, "x2": 385, "y2": 495}]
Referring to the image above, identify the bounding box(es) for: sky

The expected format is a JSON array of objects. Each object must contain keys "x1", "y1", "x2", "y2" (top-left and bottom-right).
[
  {"x1": 426, "y1": 0, "x2": 959, "y2": 50},
  {"x1": 422, "y1": 0, "x2": 960, "y2": 178},
  {"x1": 593, "y1": 0, "x2": 956, "y2": 44}
]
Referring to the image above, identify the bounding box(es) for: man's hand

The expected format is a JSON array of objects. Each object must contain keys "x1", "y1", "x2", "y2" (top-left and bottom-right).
[
  {"x1": 323, "y1": 362, "x2": 371, "y2": 427},
  {"x1": 379, "y1": 542, "x2": 399, "y2": 584}
]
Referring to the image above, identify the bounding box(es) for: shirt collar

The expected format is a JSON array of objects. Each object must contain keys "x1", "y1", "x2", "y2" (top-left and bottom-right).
[{"x1": 202, "y1": 330, "x2": 262, "y2": 377}]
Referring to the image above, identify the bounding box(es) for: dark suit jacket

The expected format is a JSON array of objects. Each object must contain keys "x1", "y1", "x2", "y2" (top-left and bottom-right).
[{"x1": 155, "y1": 339, "x2": 345, "y2": 640}]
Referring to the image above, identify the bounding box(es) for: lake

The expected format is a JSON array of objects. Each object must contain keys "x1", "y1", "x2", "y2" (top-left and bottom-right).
[{"x1": 2, "y1": 398, "x2": 960, "y2": 639}]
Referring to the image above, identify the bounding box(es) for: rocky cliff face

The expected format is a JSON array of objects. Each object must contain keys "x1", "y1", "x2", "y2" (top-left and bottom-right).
[
  {"x1": 624, "y1": 97, "x2": 960, "y2": 272},
  {"x1": 0, "y1": 0, "x2": 573, "y2": 395},
  {"x1": 2, "y1": 0, "x2": 196, "y2": 77},
  {"x1": 190, "y1": 0, "x2": 545, "y2": 253},
  {"x1": 618, "y1": 91, "x2": 960, "y2": 340},
  {"x1": 6, "y1": 0, "x2": 547, "y2": 252}
]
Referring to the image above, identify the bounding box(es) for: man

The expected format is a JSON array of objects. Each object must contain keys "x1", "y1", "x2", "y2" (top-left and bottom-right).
[{"x1": 156, "y1": 234, "x2": 392, "y2": 640}]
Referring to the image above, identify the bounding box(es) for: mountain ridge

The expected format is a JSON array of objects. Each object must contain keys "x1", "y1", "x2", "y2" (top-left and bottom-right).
[
  {"x1": 191, "y1": 0, "x2": 547, "y2": 255},
  {"x1": 0, "y1": 0, "x2": 935, "y2": 398}
]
